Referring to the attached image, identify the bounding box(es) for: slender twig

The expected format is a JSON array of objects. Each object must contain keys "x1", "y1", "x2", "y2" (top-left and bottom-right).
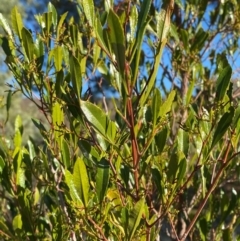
[
  {"x1": 180, "y1": 143, "x2": 240, "y2": 241},
  {"x1": 88, "y1": 217, "x2": 108, "y2": 241}
]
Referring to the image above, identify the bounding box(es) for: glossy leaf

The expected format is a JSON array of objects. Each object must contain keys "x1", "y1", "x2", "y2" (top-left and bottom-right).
[
  {"x1": 42, "y1": 12, "x2": 53, "y2": 35},
  {"x1": 52, "y1": 101, "x2": 64, "y2": 145},
  {"x1": 96, "y1": 158, "x2": 110, "y2": 204},
  {"x1": 159, "y1": 90, "x2": 176, "y2": 118},
  {"x1": 65, "y1": 170, "x2": 82, "y2": 203},
  {"x1": 61, "y1": 139, "x2": 71, "y2": 168},
  {"x1": 53, "y1": 46, "x2": 63, "y2": 71},
  {"x1": 80, "y1": 100, "x2": 117, "y2": 143},
  {"x1": 57, "y1": 12, "x2": 68, "y2": 40},
  {"x1": 11, "y1": 7, "x2": 24, "y2": 40},
  {"x1": 80, "y1": 0, "x2": 95, "y2": 27},
  {"x1": 48, "y1": 2, "x2": 58, "y2": 30},
  {"x1": 128, "y1": 199, "x2": 145, "y2": 240},
  {"x1": 21, "y1": 27, "x2": 34, "y2": 62},
  {"x1": 0, "y1": 156, "x2": 5, "y2": 174},
  {"x1": 107, "y1": 9, "x2": 125, "y2": 76},
  {"x1": 5, "y1": 90, "x2": 11, "y2": 123},
  {"x1": 95, "y1": 18, "x2": 112, "y2": 58},
  {"x1": 69, "y1": 55, "x2": 82, "y2": 101},
  {"x1": 0, "y1": 13, "x2": 13, "y2": 40},
  {"x1": 211, "y1": 106, "x2": 234, "y2": 149},
  {"x1": 129, "y1": 5, "x2": 138, "y2": 43},
  {"x1": 73, "y1": 157, "x2": 90, "y2": 206},
  {"x1": 152, "y1": 88, "x2": 162, "y2": 127},
  {"x1": 216, "y1": 65, "x2": 232, "y2": 102}
]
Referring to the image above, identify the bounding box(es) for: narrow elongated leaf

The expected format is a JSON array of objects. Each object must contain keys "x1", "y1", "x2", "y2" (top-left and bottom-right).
[
  {"x1": 96, "y1": 158, "x2": 110, "y2": 203},
  {"x1": 216, "y1": 65, "x2": 232, "y2": 101},
  {"x1": 152, "y1": 167, "x2": 163, "y2": 197},
  {"x1": 5, "y1": 90, "x2": 11, "y2": 123},
  {"x1": 34, "y1": 37, "x2": 44, "y2": 69},
  {"x1": 152, "y1": 88, "x2": 161, "y2": 127},
  {"x1": 42, "y1": 12, "x2": 53, "y2": 35},
  {"x1": 73, "y1": 157, "x2": 90, "y2": 206},
  {"x1": 167, "y1": 147, "x2": 179, "y2": 182},
  {"x1": 0, "y1": 156, "x2": 5, "y2": 174},
  {"x1": 211, "y1": 106, "x2": 234, "y2": 149},
  {"x1": 155, "y1": 127, "x2": 168, "y2": 154},
  {"x1": 27, "y1": 140, "x2": 36, "y2": 162},
  {"x1": 52, "y1": 102, "x2": 64, "y2": 145},
  {"x1": 128, "y1": 199, "x2": 145, "y2": 240},
  {"x1": 21, "y1": 28, "x2": 34, "y2": 62},
  {"x1": 107, "y1": 9, "x2": 125, "y2": 76},
  {"x1": 0, "y1": 13, "x2": 13, "y2": 41},
  {"x1": 159, "y1": 90, "x2": 176, "y2": 118},
  {"x1": 11, "y1": 7, "x2": 23, "y2": 40},
  {"x1": 48, "y1": 2, "x2": 58, "y2": 30},
  {"x1": 65, "y1": 170, "x2": 82, "y2": 203},
  {"x1": 61, "y1": 139, "x2": 71, "y2": 168},
  {"x1": 177, "y1": 128, "x2": 189, "y2": 158},
  {"x1": 176, "y1": 158, "x2": 187, "y2": 187},
  {"x1": 129, "y1": 5, "x2": 138, "y2": 43},
  {"x1": 80, "y1": 100, "x2": 117, "y2": 143},
  {"x1": 80, "y1": 0, "x2": 95, "y2": 27},
  {"x1": 53, "y1": 46, "x2": 63, "y2": 71},
  {"x1": 69, "y1": 55, "x2": 82, "y2": 100},
  {"x1": 57, "y1": 12, "x2": 68, "y2": 40},
  {"x1": 95, "y1": 18, "x2": 112, "y2": 58}
]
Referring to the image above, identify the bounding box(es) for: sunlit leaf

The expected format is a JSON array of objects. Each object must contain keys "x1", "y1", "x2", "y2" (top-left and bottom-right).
[{"x1": 73, "y1": 157, "x2": 90, "y2": 206}]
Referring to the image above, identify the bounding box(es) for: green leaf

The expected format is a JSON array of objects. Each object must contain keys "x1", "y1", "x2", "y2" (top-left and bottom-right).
[
  {"x1": 216, "y1": 65, "x2": 232, "y2": 102},
  {"x1": 191, "y1": 28, "x2": 209, "y2": 52},
  {"x1": 0, "y1": 13, "x2": 13, "y2": 41},
  {"x1": 69, "y1": 24, "x2": 78, "y2": 48},
  {"x1": 211, "y1": 106, "x2": 234, "y2": 149},
  {"x1": 95, "y1": 18, "x2": 112, "y2": 58},
  {"x1": 21, "y1": 27, "x2": 35, "y2": 62},
  {"x1": 14, "y1": 115, "x2": 23, "y2": 147},
  {"x1": 80, "y1": 0, "x2": 95, "y2": 27},
  {"x1": 128, "y1": 199, "x2": 145, "y2": 240},
  {"x1": 155, "y1": 127, "x2": 168, "y2": 154},
  {"x1": 80, "y1": 100, "x2": 117, "y2": 143},
  {"x1": 48, "y1": 2, "x2": 58, "y2": 30},
  {"x1": 0, "y1": 156, "x2": 5, "y2": 174},
  {"x1": 42, "y1": 12, "x2": 53, "y2": 35},
  {"x1": 96, "y1": 158, "x2": 110, "y2": 204},
  {"x1": 61, "y1": 139, "x2": 71, "y2": 168},
  {"x1": 129, "y1": 5, "x2": 138, "y2": 43},
  {"x1": 167, "y1": 147, "x2": 179, "y2": 183},
  {"x1": 151, "y1": 167, "x2": 163, "y2": 198},
  {"x1": 11, "y1": 7, "x2": 24, "y2": 40},
  {"x1": 52, "y1": 101, "x2": 64, "y2": 145},
  {"x1": 107, "y1": 9, "x2": 125, "y2": 76},
  {"x1": 27, "y1": 140, "x2": 36, "y2": 162},
  {"x1": 159, "y1": 90, "x2": 176, "y2": 118},
  {"x1": 65, "y1": 170, "x2": 82, "y2": 203},
  {"x1": 177, "y1": 128, "x2": 189, "y2": 158},
  {"x1": 73, "y1": 157, "x2": 90, "y2": 206},
  {"x1": 176, "y1": 157, "x2": 187, "y2": 187},
  {"x1": 57, "y1": 12, "x2": 68, "y2": 40},
  {"x1": 34, "y1": 37, "x2": 44, "y2": 69},
  {"x1": 152, "y1": 88, "x2": 162, "y2": 127},
  {"x1": 69, "y1": 55, "x2": 82, "y2": 101},
  {"x1": 5, "y1": 90, "x2": 12, "y2": 123},
  {"x1": 53, "y1": 46, "x2": 63, "y2": 71}
]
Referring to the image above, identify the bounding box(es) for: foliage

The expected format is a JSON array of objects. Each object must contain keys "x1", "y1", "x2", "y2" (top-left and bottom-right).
[{"x1": 0, "y1": 1, "x2": 240, "y2": 241}]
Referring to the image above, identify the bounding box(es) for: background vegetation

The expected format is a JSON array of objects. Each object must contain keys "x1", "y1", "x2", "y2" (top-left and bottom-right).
[{"x1": 0, "y1": 0, "x2": 240, "y2": 240}]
